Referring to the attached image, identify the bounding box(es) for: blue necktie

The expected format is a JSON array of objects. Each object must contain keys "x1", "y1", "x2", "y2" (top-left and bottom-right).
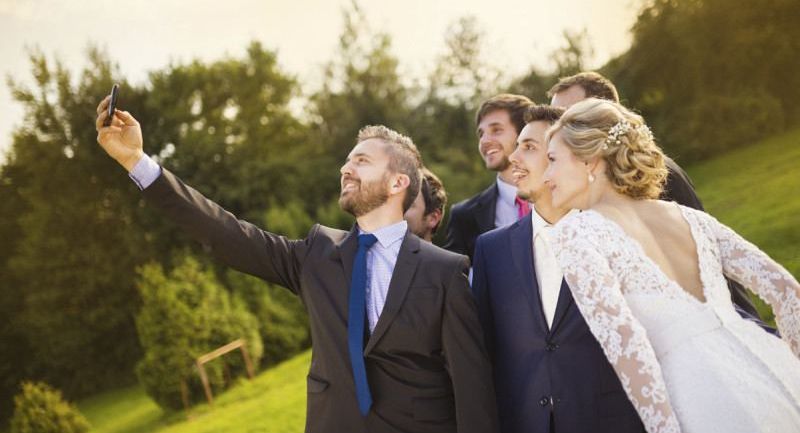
[{"x1": 348, "y1": 233, "x2": 378, "y2": 416}]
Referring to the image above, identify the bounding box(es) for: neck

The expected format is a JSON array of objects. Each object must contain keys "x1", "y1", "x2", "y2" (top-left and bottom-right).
[
  {"x1": 497, "y1": 166, "x2": 516, "y2": 185},
  {"x1": 532, "y1": 191, "x2": 569, "y2": 224},
  {"x1": 588, "y1": 181, "x2": 636, "y2": 212},
  {"x1": 356, "y1": 203, "x2": 405, "y2": 233}
]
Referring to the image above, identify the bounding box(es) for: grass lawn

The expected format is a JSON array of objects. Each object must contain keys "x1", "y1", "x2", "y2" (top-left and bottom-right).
[
  {"x1": 79, "y1": 350, "x2": 310, "y2": 433},
  {"x1": 684, "y1": 127, "x2": 800, "y2": 321}
]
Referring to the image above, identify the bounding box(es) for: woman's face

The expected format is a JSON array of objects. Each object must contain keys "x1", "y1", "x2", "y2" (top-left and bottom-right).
[{"x1": 544, "y1": 130, "x2": 592, "y2": 210}]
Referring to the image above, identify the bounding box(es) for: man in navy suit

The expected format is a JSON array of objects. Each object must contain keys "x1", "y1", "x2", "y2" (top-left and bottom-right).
[{"x1": 472, "y1": 104, "x2": 644, "y2": 433}]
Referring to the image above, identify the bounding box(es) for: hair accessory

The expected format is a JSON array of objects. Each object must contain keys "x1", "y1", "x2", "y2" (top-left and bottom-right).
[{"x1": 605, "y1": 119, "x2": 654, "y2": 147}]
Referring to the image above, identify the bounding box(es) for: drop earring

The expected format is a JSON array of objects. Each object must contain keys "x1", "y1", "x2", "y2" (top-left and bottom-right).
[{"x1": 588, "y1": 173, "x2": 595, "y2": 183}]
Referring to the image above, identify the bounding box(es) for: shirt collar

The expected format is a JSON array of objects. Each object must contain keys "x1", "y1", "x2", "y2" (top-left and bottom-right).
[
  {"x1": 495, "y1": 176, "x2": 518, "y2": 207},
  {"x1": 530, "y1": 207, "x2": 551, "y2": 233},
  {"x1": 358, "y1": 220, "x2": 408, "y2": 248},
  {"x1": 531, "y1": 208, "x2": 579, "y2": 233}
]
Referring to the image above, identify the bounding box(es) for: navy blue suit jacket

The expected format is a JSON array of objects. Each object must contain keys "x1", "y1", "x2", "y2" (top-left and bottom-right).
[{"x1": 472, "y1": 215, "x2": 645, "y2": 433}]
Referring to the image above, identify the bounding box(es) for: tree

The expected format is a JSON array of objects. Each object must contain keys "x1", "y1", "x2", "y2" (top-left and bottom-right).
[{"x1": 135, "y1": 256, "x2": 263, "y2": 410}]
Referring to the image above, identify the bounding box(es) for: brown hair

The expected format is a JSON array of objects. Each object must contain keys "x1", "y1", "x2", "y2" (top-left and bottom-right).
[
  {"x1": 476, "y1": 94, "x2": 534, "y2": 134},
  {"x1": 545, "y1": 98, "x2": 667, "y2": 199},
  {"x1": 523, "y1": 104, "x2": 565, "y2": 125},
  {"x1": 357, "y1": 125, "x2": 422, "y2": 212},
  {"x1": 547, "y1": 71, "x2": 620, "y2": 103},
  {"x1": 419, "y1": 167, "x2": 448, "y2": 234}
]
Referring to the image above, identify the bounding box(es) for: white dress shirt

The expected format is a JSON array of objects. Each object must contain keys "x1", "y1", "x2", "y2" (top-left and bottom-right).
[{"x1": 531, "y1": 208, "x2": 564, "y2": 329}]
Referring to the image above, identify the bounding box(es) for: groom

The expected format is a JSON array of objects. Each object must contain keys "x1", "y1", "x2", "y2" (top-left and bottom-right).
[{"x1": 473, "y1": 104, "x2": 644, "y2": 433}]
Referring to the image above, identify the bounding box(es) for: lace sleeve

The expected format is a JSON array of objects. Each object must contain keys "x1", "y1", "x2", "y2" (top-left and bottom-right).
[
  {"x1": 552, "y1": 219, "x2": 682, "y2": 433},
  {"x1": 706, "y1": 213, "x2": 800, "y2": 356}
]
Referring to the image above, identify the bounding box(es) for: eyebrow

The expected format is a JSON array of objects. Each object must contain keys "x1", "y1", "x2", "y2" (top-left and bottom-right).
[{"x1": 346, "y1": 152, "x2": 372, "y2": 161}]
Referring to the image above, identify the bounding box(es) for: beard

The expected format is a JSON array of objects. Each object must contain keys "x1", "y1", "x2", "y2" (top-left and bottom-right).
[
  {"x1": 485, "y1": 155, "x2": 511, "y2": 172},
  {"x1": 339, "y1": 174, "x2": 390, "y2": 217}
]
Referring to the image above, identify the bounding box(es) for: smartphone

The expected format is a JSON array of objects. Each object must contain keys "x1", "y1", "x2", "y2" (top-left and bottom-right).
[{"x1": 103, "y1": 84, "x2": 120, "y2": 127}]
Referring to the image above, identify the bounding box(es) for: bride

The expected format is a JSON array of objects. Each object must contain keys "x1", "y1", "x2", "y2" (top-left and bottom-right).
[{"x1": 542, "y1": 98, "x2": 800, "y2": 433}]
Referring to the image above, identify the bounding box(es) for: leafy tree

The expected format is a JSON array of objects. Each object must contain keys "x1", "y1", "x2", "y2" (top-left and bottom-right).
[
  {"x1": 135, "y1": 255, "x2": 263, "y2": 410},
  {"x1": 4, "y1": 48, "x2": 151, "y2": 401}
]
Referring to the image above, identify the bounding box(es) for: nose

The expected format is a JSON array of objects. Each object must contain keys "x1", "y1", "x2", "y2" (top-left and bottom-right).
[
  {"x1": 509, "y1": 146, "x2": 521, "y2": 165},
  {"x1": 340, "y1": 161, "x2": 352, "y2": 176},
  {"x1": 479, "y1": 134, "x2": 492, "y2": 150}
]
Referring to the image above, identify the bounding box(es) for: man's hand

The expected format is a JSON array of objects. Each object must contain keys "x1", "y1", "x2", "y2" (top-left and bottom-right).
[{"x1": 95, "y1": 95, "x2": 144, "y2": 172}]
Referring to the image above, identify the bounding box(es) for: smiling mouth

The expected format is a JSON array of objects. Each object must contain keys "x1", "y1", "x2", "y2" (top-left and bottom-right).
[
  {"x1": 484, "y1": 149, "x2": 501, "y2": 157},
  {"x1": 341, "y1": 181, "x2": 359, "y2": 194}
]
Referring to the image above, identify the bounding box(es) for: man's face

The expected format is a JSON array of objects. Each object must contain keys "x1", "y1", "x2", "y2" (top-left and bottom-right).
[
  {"x1": 477, "y1": 110, "x2": 518, "y2": 172},
  {"x1": 509, "y1": 121, "x2": 552, "y2": 203},
  {"x1": 550, "y1": 85, "x2": 587, "y2": 108},
  {"x1": 339, "y1": 139, "x2": 392, "y2": 217}
]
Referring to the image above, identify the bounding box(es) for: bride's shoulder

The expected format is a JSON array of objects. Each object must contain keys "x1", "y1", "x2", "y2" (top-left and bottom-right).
[{"x1": 552, "y1": 210, "x2": 614, "y2": 246}]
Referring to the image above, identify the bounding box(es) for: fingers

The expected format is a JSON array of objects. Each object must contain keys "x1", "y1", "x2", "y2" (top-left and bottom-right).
[
  {"x1": 96, "y1": 109, "x2": 108, "y2": 131},
  {"x1": 96, "y1": 96, "x2": 110, "y2": 115},
  {"x1": 114, "y1": 110, "x2": 139, "y2": 127}
]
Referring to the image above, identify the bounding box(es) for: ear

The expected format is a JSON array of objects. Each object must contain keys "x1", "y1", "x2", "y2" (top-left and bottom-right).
[
  {"x1": 584, "y1": 156, "x2": 603, "y2": 176},
  {"x1": 389, "y1": 173, "x2": 411, "y2": 196},
  {"x1": 425, "y1": 209, "x2": 443, "y2": 231}
]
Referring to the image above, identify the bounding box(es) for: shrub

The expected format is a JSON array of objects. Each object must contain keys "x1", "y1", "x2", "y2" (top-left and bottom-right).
[
  {"x1": 10, "y1": 382, "x2": 89, "y2": 433},
  {"x1": 135, "y1": 256, "x2": 263, "y2": 410}
]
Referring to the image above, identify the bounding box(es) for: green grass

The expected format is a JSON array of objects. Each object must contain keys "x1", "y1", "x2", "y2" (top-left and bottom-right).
[
  {"x1": 684, "y1": 127, "x2": 800, "y2": 321},
  {"x1": 79, "y1": 350, "x2": 310, "y2": 433},
  {"x1": 66, "y1": 129, "x2": 798, "y2": 433}
]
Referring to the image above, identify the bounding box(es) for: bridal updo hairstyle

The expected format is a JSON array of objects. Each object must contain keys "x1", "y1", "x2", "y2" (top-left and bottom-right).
[{"x1": 546, "y1": 98, "x2": 668, "y2": 199}]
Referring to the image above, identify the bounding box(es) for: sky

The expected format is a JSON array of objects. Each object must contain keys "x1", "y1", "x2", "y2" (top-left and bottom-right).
[{"x1": 0, "y1": 0, "x2": 643, "y2": 162}]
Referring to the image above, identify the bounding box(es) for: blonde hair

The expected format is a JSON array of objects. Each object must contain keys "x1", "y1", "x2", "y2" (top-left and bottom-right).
[{"x1": 546, "y1": 98, "x2": 668, "y2": 199}]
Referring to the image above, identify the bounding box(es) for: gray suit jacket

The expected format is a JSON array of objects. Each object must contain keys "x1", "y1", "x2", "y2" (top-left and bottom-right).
[{"x1": 142, "y1": 169, "x2": 499, "y2": 433}]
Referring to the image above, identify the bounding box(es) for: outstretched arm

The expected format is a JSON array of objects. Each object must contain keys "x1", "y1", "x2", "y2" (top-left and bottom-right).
[
  {"x1": 94, "y1": 97, "x2": 310, "y2": 293},
  {"x1": 553, "y1": 222, "x2": 681, "y2": 433}
]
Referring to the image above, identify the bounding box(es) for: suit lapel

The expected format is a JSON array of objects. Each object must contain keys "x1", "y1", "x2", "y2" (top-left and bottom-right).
[
  {"x1": 332, "y1": 225, "x2": 359, "y2": 289},
  {"x1": 509, "y1": 215, "x2": 549, "y2": 334},
  {"x1": 364, "y1": 233, "x2": 421, "y2": 355},
  {"x1": 474, "y1": 184, "x2": 499, "y2": 233}
]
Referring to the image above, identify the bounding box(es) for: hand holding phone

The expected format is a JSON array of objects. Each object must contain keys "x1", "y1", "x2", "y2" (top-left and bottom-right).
[{"x1": 103, "y1": 84, "x2": 119, "y2": 127}]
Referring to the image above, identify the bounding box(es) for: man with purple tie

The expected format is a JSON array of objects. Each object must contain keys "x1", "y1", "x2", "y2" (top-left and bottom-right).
[{"x1": 442, "y1": 94, "x2": 534, "y2": 263}]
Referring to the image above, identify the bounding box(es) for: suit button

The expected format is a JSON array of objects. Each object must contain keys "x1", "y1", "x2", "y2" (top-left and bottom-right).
[
  {"x1": 539, "y1": 397, "x2": 549, "y2": 407},
  {"x1": 546, "y1": 342, "x2": 558, "y2": 352}
]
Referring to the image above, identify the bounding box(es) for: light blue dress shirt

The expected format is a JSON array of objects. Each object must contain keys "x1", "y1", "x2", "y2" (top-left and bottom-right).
[
  {"x1": 494, "y1": 176, "x2": 519, "y2": 228},
  {"x1": 359, "y1": 221, "x2": 407, "y2": 333}
]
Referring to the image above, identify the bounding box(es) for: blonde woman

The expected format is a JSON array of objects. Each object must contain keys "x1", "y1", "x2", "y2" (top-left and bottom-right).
[{"x1": 543, "y1": 98, "x2": 800, "y2": 433}]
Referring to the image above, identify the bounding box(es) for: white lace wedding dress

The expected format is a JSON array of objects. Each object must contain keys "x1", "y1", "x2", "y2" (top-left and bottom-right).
[{"x1": 551, "y1": 205, "x2": 800, "y2": 433}]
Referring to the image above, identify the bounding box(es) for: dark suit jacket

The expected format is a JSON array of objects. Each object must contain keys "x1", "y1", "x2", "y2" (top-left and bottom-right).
[
  {"x1": 142, "y1": 170, "x2": 499, "y2": 433},
  {"x1": 472, "y1": 216, "x2": 644, "y2": 433},
  {"x1": 442, "y1": 183, "x2": 498, "y2": 264}
]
